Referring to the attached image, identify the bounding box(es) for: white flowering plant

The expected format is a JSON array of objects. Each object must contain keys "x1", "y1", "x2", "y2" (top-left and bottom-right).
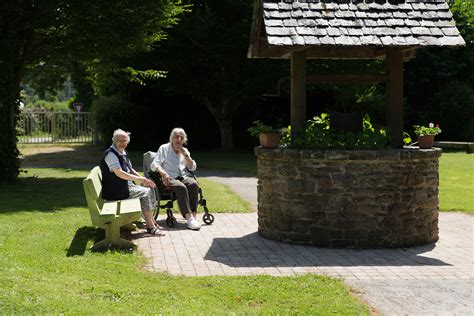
[{"x1": 413, "y1": 123, "x2": 442, "y2": 136}]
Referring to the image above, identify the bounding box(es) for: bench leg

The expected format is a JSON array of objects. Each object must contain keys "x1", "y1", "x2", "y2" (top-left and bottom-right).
[
  {"x1": 91, "y1": 221, "x2": 137, "y2": 251},
  {"x1": 120, "y1": 222, "x2": 138, "y2": 231},
  {"x1": 91, "y1": 238, "x2": 136, "y2": 251}
]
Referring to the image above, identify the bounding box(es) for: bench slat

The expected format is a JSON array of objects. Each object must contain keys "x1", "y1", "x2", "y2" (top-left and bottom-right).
[
  {"x1": 101, "y1": 201, "x2": 118, "y2": 216},
  {"x1": 119, "y1": 199, "x2": 142, "y2": 215},
  {"x1": 84, "y1": 166, "x2": 102, "y2": 200},
  {"x1": 434, "y1": 141, "x2": 474, "y2": 153}
]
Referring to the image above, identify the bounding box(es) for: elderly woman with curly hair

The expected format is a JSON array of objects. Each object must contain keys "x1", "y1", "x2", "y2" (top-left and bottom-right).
[
  {"x1": 150, "y1": 127, "x2": 201, "y2": 230},
  {"x1": 100, "y1": 129, "x2": 165, "y2": 236}
]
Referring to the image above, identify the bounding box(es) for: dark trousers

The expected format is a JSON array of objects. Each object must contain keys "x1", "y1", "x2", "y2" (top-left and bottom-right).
[{"x1": 168, "y1": 177, "x2": 199, "y2": 217}]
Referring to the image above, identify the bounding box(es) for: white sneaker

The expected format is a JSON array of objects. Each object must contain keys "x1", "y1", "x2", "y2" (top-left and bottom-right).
[
  {"x1": 187, "y1": 218, "x2": 201, "y2": 230},
  {"x1": 194, "y1": 218, "x2": 202, "y2": 229}
]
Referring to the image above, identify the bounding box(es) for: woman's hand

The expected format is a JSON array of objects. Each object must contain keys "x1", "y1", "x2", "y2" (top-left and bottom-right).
[
  {"x1": 177, "y1": 144, "x2": 187, "y2": 156},
  {"x1": 142, "y1": 178, "x2": 156, "y2": 188},
  {"x1": 162, "y1": 173, "x2": 171, "y2": 187}
]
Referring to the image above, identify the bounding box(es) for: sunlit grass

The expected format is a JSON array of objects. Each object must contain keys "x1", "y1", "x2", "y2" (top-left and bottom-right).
[
  {"x1": 0, "y1": 168, "x2": 369, "y2": 314},
  {"x1": 198, "y1": 178, "x2": 251, "y2": 212},
  {"x1": 439, "y1": 152, "x2": 474, "y2": 212},
  {"x1": 18, "y1": 146, "x2": 474, "y2": 213}
]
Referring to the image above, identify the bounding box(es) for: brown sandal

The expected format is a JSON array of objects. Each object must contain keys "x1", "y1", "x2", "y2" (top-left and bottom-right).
[{"x1": 147, "y1": 226, "x2": 166, "y2": 236}]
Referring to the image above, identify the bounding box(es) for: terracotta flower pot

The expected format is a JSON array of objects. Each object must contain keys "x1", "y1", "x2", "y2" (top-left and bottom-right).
[
  {"x1": 418, "y1": 135, "x2": 435, "y2": 149},
  {"x1": 259, "y1": 133, "x2": 281, "y2": 148}
]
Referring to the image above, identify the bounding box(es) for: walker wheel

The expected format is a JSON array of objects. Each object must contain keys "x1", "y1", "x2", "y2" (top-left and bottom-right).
[
  {"x1": 166, "y1": 216, "x2": 177, "y2": 227},
  {"x1": 203, "y1": 213, "x2": 214, "y2": 225}
]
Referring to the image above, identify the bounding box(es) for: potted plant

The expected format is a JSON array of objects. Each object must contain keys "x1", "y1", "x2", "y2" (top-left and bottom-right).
[
  {"x1": 414, "y1": 123, "x2": 442, "y2": 149},
  {"x1": 247, "y1": 120, "x2": 282, "y2": 148}
]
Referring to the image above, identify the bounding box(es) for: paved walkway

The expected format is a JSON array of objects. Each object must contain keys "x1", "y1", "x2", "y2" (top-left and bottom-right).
[{"x1": 131, "y1": 173, "x2": 474, "y2": 315}]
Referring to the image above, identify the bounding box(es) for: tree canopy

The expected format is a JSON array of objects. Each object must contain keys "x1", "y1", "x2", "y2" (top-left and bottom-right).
[
  {"x1": 148, "y1": 0, "x2": 285, "y2": 149},
  {"x1": 0, "y1": 0, "x2": 184, "y2": 182}
]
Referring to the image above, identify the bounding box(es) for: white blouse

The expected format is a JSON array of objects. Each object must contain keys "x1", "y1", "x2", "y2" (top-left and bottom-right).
[{"x1": 150, "y1": 142, "x2": 196, "y2": 179}]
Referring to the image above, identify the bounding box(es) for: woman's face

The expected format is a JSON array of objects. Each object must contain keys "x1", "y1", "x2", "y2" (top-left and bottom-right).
[
  {"x1": 115, "y1": 136, "x2": 129, "y2": 151},
  {"x1": 172, "y1": 132, "x2": 185, "y2": 147}
]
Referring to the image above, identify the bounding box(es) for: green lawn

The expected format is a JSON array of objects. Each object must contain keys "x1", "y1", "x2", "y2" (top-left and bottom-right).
[
  {"x1": 18, "y1": 145, "x2": 474, "y2": 213},
  {"x1": 439, "y1": 152, "x2": 474, "y2": 212},
  {"x1": 0, "y1": 168, "x2": 368, "y2": 314},
  {"x1": 199, "y1": 178, "x2": 251, "y2": 212},
  {"x1": 192, "y1": 150, "x2": 474, "y2": 213},
  {"x1": 193, "y1": 150, "x2": 258, "y2": 175},
  {"x1": 128, "y1": 149, "x2": 258, "y2": 175}
]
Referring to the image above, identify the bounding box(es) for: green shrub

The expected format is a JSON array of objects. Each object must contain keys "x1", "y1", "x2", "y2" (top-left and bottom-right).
[
  {"x1": 282, "y1": 113, "x2": 390, "y2": 149},
  {"x1": 25, "y1": 99, "x2": 72, "y2": 112},
  {"x1": 92, "y1": 95, "x2": 137, "y2": 144}
]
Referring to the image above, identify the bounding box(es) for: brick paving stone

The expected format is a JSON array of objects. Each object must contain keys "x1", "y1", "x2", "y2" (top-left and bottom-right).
[
  {"x1": 131, "y1": 211, "x2": 473, "y2": 315},
  {"x1": 127, "y1": 172, "x2": 474, "y2": 314}
]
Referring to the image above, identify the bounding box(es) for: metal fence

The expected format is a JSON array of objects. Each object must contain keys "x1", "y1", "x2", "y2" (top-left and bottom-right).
[{"x1": 17, "y1": 111, "x2": 96, "y2": 144}]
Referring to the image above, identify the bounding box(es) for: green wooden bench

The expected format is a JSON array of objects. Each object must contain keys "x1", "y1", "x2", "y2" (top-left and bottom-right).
[
  {"x1": 83, "y1": 166, "x2": 142, "y2": 250},
  {"x1": 434, "y1": 141, "x2": 474, "y2": 153}
]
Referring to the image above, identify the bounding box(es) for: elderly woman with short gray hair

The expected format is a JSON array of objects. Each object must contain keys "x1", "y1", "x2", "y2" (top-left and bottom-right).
[
  {"x1": 100, "y1": 129, "x2": 165, "y2": 236},
  {"x1": 150, "y1": 127, "x2": 201, "y2": 230}
]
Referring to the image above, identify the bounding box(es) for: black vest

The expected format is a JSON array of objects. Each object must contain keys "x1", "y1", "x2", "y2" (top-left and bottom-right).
[{"x1": 99, "y1": 147, "x2": 130, "y2": 200}]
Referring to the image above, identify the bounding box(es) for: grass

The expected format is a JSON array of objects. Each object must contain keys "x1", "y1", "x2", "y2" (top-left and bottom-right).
[
  {"x1": 199, "y1": 178, "x2": 251, "y2": 212},
  {"x1": 193, "y1": 150, "x2": 257, "y2": 175},
  {"x1": 439, "y1": 152, "x2": 474, "y2": 212},
  {"x1": 18, "y1": 145, "x2": 259, "y2": 175},
  {"x1": 18, "y1": 145, "x2": 474, "y2": 212},
  {"x1": 194, "y1": 150, "x2": 474, "y2": 213},
  {"x1": 0, "y1": 168, "x2": 369, "y2": 314},
  {"x1": 6, "y1": 168, "x2": 251, "y2": 214},
  {"x1": 129, "y1": 149, "x2": 258, "y2": 175}
]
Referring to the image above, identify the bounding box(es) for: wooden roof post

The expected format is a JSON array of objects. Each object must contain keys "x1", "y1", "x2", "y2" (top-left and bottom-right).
[
  {"x1": 386, "y1": 48, "x2": 404, "y2": 148},
  {"x1": 291, "y1": 50, "x2": 306, "y2": 131}
]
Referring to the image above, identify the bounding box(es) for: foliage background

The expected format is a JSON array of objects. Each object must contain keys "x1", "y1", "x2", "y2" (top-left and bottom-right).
[
  {"x1": 2, "y1": 0, "x2": 473, "y2": 181},
  {"x1": 83, "y1": 0, "x2": 473, "y2": 150}
]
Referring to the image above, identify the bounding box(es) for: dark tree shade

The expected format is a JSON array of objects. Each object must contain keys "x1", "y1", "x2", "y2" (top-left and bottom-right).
[
  {"x1": 0, "y1": 0, "x2": 184, "y2": 182},
  {"x1": 150, "y1": 0, "x2": 285, "y2": 149}
]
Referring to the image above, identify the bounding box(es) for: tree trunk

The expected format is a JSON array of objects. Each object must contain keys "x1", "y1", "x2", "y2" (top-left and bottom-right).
[
  {"x1": 0, "y1": 72, "x2": 22, "y2": 182},
  {"x1": 203, "y1": 97, "x2": 234, "y2": 150},
  {"x1": 218, "y1": 120, "x2": 233, "y2": 150},
  {"x1": 0, "y1": 42, "x2": 24, "y2": 182}
]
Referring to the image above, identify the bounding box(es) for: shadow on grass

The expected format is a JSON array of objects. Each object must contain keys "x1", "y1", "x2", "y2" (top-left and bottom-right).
[
  {"x1": 66, "y1": 226, "x2": 103, "y2": 256},
  {"x1": 0, "y1": 176, "x2": 86, "y2": 213},
  {"x1": 67, "y1": 227, "x2": 135, "y2": 255},
  {"x1": 204, "y1": 232, "x2": 450, "y2": 268},
  {"x1": 20, "y1": 145, "x2": 103, "y2": 168}
]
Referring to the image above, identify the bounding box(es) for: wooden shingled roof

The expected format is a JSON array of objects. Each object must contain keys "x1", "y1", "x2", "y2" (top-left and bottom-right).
[{"x1": 248, "y1": 0, "x2": 465, "y2": 59}]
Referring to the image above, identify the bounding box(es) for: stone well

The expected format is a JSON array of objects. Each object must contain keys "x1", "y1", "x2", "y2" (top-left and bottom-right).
[{"x1": 255, "y1": 147, "x2": 442, "y2": 248}]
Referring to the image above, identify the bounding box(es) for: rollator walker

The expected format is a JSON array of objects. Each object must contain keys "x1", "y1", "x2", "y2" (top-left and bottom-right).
[{"x1": 143, "y1": 151, "x2": 215, "y2": 227}]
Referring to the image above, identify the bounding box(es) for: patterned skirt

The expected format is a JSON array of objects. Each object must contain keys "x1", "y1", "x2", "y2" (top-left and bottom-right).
[{"x1": 128, "y1": 183, "x2": 157, "y2": 212}]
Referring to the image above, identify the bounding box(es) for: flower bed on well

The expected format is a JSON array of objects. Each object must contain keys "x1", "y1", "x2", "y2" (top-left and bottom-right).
[{"x1": 281, "y1": 113, "x2": 390, "y2": 150}]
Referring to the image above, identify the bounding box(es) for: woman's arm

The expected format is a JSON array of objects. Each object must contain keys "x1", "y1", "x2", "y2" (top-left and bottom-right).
[
  {"x1": 180, "y1": 147, "x2": 197, "y2": 171},
  {"x1": 150, "y1": 145, "x2": 172, "y2": 186},
  {"x1": 112, "y1": 168, "x2": 156, "y2": 188}
]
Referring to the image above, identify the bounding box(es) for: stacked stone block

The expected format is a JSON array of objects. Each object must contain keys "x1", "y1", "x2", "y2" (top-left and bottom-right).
[{"x1": 255, "y1": 147, "x2": 441, "y2": 248}]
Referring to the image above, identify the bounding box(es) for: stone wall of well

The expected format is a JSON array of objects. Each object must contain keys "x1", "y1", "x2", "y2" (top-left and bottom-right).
[{"x1": 255, "y1": 147, "x2": 442, "y2": 248}]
